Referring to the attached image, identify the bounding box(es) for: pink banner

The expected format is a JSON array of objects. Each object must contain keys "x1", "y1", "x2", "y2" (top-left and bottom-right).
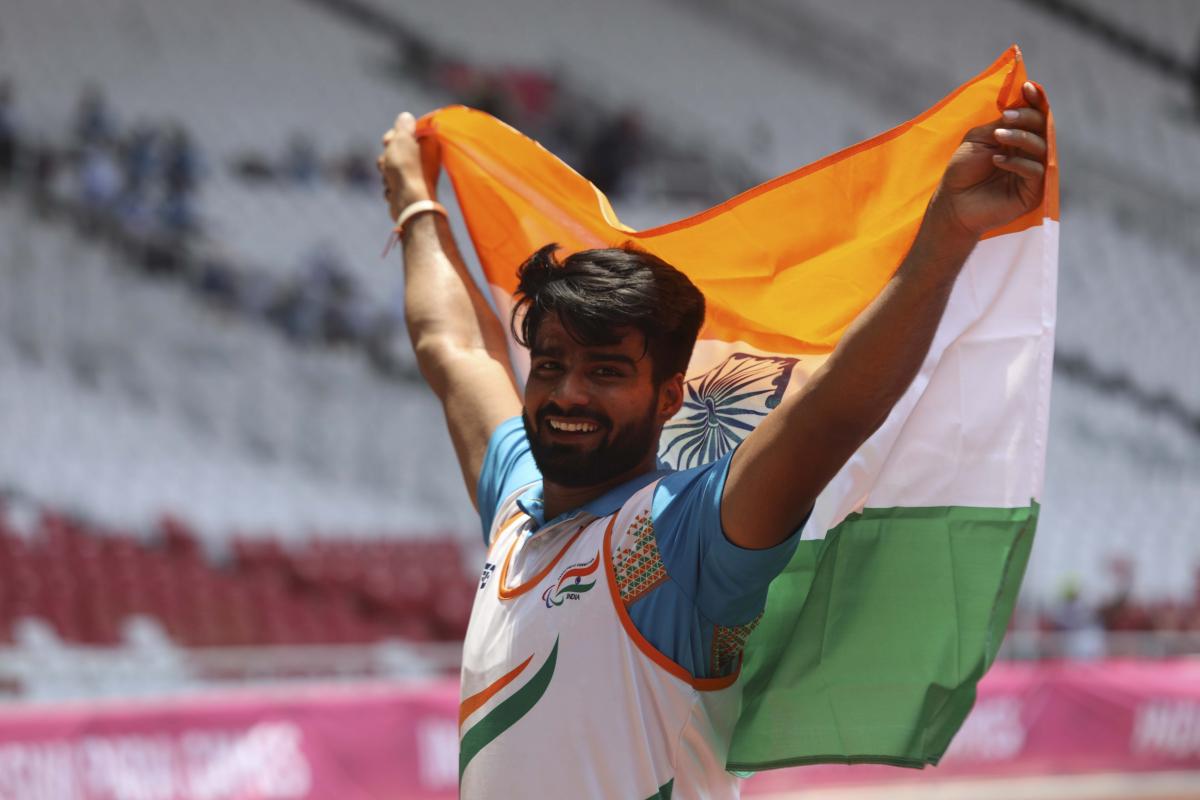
[
  {"x1": 0, "y1": 661, "x2": 1197, "y2": 799},
  {"x1": 743, "y1": 660, "x2": 1200, "y2": 794},
  {"x1": 0, "y1": 682, "x2": 462, "y2": 800}
]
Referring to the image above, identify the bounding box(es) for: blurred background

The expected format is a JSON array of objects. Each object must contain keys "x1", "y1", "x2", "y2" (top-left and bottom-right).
[{"x1": 0, "y1": 0, "x2": 1197, "y2": 797}]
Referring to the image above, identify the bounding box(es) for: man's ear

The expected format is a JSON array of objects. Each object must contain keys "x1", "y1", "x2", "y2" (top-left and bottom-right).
[{"x1": 658, "y1": 373, "x2": 685, "y2": 422}]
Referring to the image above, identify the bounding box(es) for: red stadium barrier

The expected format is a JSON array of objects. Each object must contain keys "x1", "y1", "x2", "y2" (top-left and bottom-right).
[{"x1": 0, "y1": 661, "x2": 1196, "y2": 798}]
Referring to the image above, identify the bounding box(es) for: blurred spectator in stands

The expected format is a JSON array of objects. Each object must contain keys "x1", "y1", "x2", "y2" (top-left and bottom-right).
[
  {"x1": 158, "y1": 125, "x2": 202, "y2": 238},
  {"x1": 1098, "y1": 558, "x2": 1152, "y2": 657},
  {"x1": 0, "y1": 79, "x2": 19, "y2": 190},
  {"x1": 196, "y1": 253, "x2": 239, "y2": 309},
  {"x1": 159, "y1": 184, "x2": 198, "y2": 237},
  {"x1": 235, "y1": 269, "x2": 278, "y2": 318},
  {"x1": 283, "y1": 133, "x2": 320, "y2": 186},
  {"x1": 274, "y1": 241, "x2": 351, "y2": 344},
  {"x1": 232, "y1": 149, "x2": 276, "y2": 183},
  {"x1": 398, "y1": 36, "x2": 435, "y2": 79},
  {"x1": 505, "y1": 69, "x2": 557, "y2": 125},
  {"x1": 1187, "y1": 570, "x2": 1200, "y2": 631},
  {"x1": 312, "y1": 245, "x2": 367, "y2": 345},
  {"x1": 365, "y1": 310, "x2": 408, "y2": 376},
  {"x1": 163, "y1": 125, "x2": 201, "y2": 196},
  {"x1": 580, "y1": 109, "x2": 642, "y2": 198},
  {"x1": 121, "y1": 123, "x2": 161, "y2": 197},
  {"x1": 456, "y1": 69, "x2": 515, "y2": 125},
  {"x1": 1099, "y1": 556, "x2": 1151, "y2": 632},
  {"x1": 337, "y1": 142, "x2": 376, "y2": 191},
  {"x1": 30, "y1": 145, "x2": 61, "y2": 217},
  {"x1": 112, "y1": 123, "x2": 162, "y2": 243},
  {"x1": 273, "y1": 283, "x2": 316, "y2": 345},
  {"x1": 113, "y1": 182, "x2": 157, "y2": 243},
  {"x1": 1048, "y1": 580, "x2": 1105, "y2": 660},
  {"x1": 1150, "y1": 600, "x2": 1188, "y2": 633},
  {"x1": 1191, "y1": 28, "x2": 1200, "y2": 118},
  {"x1": 364, "y1": 289, "x2": 411, "y2": 375},
  {"x1": 78, "y1": 142, "x2": 123, "y2": 235},
  {"x1": 74, "y1": 85, "x2": 116, "y2": 146},
  {"x1": 325, "y1": 291, "x2": 373, "y2": 346}
]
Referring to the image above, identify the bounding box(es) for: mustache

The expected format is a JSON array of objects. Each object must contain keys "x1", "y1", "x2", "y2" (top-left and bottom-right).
[{"x1": 534, "y1": 404, "x2": 612, "y2": 430}]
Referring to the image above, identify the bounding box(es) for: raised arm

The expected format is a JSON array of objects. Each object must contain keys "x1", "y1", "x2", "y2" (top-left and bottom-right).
[
  {"x1": 379, "y1": 113, "x2": 522, "y2": 507},
  {"x1": 722, "y1": 82, "x2": 1050, "y2": 549}
]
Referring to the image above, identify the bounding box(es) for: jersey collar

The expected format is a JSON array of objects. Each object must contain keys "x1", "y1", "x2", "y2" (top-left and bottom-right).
[{"x1": 516, "y1": 464, "x2": 671, "y2": 535}]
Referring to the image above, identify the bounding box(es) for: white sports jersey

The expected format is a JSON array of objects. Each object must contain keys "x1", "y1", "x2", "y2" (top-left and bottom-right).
[{"x1": 459, "y1": 481, "x2": 743, "y2": 799}]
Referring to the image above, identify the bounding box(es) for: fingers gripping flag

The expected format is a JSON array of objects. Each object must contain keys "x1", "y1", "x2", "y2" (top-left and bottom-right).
[{"x1": 417, "y1": 46, "x2": 1057, "y2": 770}]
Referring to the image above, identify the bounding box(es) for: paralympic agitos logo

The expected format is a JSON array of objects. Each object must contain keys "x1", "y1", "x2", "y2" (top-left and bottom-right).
[{"x1": 542, "y1": 553, "x2": 600, "y2": 608}]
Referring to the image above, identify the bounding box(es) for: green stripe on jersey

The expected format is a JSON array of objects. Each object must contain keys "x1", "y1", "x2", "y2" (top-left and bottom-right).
[{"x1": 460, "y1": 638, "x2": 559, "y2": 779}]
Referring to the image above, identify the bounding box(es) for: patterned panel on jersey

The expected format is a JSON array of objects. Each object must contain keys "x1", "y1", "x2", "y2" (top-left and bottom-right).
[
  {"x1": 613, "y1": 511, "x2": 668, "y2": 606},
  {"x1": 711, "y1": 612, "x2": 763, "y2": 676}
]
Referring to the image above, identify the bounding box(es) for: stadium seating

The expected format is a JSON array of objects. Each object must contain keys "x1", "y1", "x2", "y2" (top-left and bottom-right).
[
  {"x1": 340, "y1": 0, "x2": 1200, "y2": 204},
  {"x1": 0, "y1": 498, "x2": 474, "y2": 649},
  {"x1": 0, "y1": 0, "x2": 452, "y2": 298},
  {"x1": 1052, "y1": 0, "x2": 1199, "y2": 69},
  {"x1": 1038, "y1": 374, "x2": 1200, "y2": 603},
  {"x1": 0, "y1": 200, "x2": 475, "y2": 541},
  {"x1": 0, "y1": 0, "x2": 1196, "y2": 618}
]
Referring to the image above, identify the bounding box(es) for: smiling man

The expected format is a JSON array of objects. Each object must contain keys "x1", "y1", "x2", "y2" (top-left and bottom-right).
[
  {"x1": 514, "y1": 244, "x2": 702, "y2": 494},
  {"x1": 378, "y1": 82, "x2": 1049, "y2": 799}
]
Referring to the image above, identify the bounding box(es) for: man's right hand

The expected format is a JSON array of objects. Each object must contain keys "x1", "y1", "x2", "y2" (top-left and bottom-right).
[{"x1": 378, "y1": 111, "x2": 436, "y2": 221}]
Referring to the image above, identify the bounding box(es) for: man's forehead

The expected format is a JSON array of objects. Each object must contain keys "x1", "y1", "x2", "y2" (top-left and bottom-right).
[{"x1": 533, "y1": 316, "x2": 646, "y2": 359}]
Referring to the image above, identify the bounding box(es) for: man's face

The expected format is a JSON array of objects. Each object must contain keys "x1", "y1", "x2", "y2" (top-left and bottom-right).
[{"x1": 523, "y1": 314, "x2": 680, "y2": 489}]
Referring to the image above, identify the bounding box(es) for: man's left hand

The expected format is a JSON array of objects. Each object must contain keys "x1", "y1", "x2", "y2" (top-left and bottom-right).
[
  {"x1": 931, "y1": 81, "x2": 1049, "y2": 239},
  {"x1": 378, "y1": 111, "x2": 435, "y2": 222}
]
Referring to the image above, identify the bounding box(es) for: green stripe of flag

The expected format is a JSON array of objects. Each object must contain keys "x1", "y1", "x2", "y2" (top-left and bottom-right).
[{"x1": 728, "y1": 503, "x2": 1037, "y2": 771}]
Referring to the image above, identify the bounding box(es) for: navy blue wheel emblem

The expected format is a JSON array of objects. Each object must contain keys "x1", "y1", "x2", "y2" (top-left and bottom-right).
[{"x1": 659, "y1": 353, "x2": 798, "y2": 470}]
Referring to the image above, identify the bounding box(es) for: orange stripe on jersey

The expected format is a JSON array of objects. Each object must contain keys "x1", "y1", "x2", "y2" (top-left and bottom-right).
[
  {"x1": 497, "y1": 524, "x2": 586, "y2": 600},
  {"x1": 602, "y1": 516, "x2": 740, "y2": 692},
  {"x1": 487, "y1": 510, "x2": 527, "y2": 559},
  {"x1": 459, "y1": 653, "x2": 534, "y2": 731}
]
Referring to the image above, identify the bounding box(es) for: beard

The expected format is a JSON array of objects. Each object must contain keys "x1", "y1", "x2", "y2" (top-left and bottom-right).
[{"x1": 523, "y1": 401, "x2": 659, "y2": 489}]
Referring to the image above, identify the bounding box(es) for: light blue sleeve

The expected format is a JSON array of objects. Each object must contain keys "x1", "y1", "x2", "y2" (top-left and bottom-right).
[
  {"x1": 475, "y1": 417, "x2": 541, "y2": 544},
  {"x1": 650, "y1": 451, "x2": 804, "y2": 627}
]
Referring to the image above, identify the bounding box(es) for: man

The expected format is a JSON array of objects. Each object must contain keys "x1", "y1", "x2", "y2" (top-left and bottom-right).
[{"x1": 378, "y1": 82, "x2": 1048, "y2": 798}]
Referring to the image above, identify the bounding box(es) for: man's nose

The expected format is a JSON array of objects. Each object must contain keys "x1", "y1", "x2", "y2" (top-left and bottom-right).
[{"x1": 550, "y1": 368, "x2": 591, "y2": 407}]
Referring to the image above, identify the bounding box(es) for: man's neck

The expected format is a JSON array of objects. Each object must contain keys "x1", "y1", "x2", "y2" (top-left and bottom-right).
[{"x1": 541, "y1": 453, "x2": 660, "y2": 521}]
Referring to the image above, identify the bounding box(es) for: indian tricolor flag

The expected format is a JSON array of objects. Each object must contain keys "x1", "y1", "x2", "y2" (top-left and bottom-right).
[{"x1": 418, "y1": 45, "x2": 1057, "y2": 770}]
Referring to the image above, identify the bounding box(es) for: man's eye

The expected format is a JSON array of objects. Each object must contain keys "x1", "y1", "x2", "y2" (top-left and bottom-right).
[
  {"x1": 535, "y1": 361, "x2": 562, "y2": 372},
  {"x1": 594, "y1": 367, "x2": 622, "y2": 378}
]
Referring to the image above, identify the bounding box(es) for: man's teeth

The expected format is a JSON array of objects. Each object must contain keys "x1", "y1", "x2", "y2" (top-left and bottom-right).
[{"x1": 548, "y1": 420, "x2": 599, "y2": 433}]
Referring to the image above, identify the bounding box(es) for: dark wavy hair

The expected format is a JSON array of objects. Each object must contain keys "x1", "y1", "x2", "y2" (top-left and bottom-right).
[{"x1": 511, "y1": 244, "x2": 706, "y2": 385}]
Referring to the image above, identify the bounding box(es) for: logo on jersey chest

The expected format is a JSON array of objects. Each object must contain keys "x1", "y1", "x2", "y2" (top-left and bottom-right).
[
  {"x1": 479, "y1": 562, "x2": 497, "y2": 590},
  {"x1": 542, "y1": 552, "x2": 600, "y2": 608}
]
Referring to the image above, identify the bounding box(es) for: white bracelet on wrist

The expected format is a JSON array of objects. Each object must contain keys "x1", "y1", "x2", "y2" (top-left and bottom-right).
[{"x1": 394, "y1": 199, "x2": 448, "y2": 238}]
